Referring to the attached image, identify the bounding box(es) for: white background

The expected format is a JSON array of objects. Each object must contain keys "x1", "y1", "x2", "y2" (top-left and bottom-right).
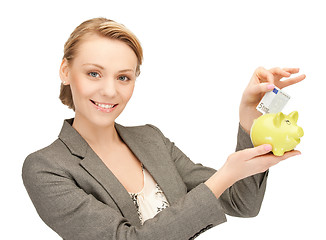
[{"x1": 1, "y1": 0, "x2": 325, "y2": 239}]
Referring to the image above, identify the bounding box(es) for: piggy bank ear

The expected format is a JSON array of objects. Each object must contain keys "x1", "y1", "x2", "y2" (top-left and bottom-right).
[
  {"x1": 288, "y1": 111, "x2": 299, "y2": 123},
  {"x1": 273, "y1": 112, "x2": 285, "y2": 127}
]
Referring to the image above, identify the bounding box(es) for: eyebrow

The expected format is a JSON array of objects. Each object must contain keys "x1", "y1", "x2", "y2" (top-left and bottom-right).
[
  {"x1": 82, "y1": 63, "x2": 134, "y2": 73},
  {"x1": 82, "y1": 63, "x2": 105, "y2": 70}
]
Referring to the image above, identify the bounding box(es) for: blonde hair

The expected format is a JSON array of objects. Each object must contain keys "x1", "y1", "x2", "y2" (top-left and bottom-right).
[{"x1": 59, "y1": 17, "x2": 143, "y2": 111}]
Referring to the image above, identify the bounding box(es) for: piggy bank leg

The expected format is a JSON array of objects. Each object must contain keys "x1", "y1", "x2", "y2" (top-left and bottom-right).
[{"x1": 273, "y1": 147, "x2": 285, "y2": 156}]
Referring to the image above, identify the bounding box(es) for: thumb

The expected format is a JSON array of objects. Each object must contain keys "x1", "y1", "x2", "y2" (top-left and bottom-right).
[
  {"x1": 248, "y1": 82, "x2": 275, "y2": 96},
  {"x1": 240, "y1": 144, "x2": 273, "y2": 160}
]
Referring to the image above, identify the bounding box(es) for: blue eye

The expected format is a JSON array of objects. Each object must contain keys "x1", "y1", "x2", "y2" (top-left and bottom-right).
[
  {"x1": 88, "y1": 72, "x2": 100, "y2": 78},
  {"x1": 118, "y1": 76, "x2": 130, "y2": 81}
]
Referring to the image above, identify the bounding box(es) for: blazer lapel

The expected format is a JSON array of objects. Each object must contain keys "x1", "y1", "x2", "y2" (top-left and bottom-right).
[
  {"x1": 80, "y1": 148, "x2": 142, "y2": 227},
  {"x1": 58, "y1": 119, "x2": 141, "y2": 227},
  {"x1": 58, "y1": 118, "x2": 185, "y2": 227},
  {"x1": 115, "y1": 123, "x2": 186, "y2": 206}
]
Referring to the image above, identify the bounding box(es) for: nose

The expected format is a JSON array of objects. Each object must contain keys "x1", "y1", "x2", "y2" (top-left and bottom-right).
[
  {"x1": 101, "y1": 78, "x2": 117, "y2": 97},
  {"x1": 297, "y1": 126, "x2": 304, "y2": 138}
]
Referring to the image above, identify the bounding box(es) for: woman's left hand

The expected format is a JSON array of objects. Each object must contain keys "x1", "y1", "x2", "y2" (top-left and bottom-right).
[{"x1": 239, "y1": 67, "x2": 306, "y2": 134}]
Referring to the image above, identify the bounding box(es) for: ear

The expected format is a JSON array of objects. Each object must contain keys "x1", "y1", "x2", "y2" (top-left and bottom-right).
[
  {"x1": 288, "y1": 111, "x2": 299, "y2": 123},
  {"x1": 59, "y1": 58, "x2": 70, "y2": 85},
  {"x1": 273, "y1": 112, "x2": 285, "y2": 127}
]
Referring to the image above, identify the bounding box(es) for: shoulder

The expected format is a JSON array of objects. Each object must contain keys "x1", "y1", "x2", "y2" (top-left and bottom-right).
[{"x1": 22, "y1": 139, "x2": 71, "y2": 182}]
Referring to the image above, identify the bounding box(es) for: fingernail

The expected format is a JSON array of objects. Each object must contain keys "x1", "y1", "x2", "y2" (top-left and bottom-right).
[
  {"x1": 264, "y1": 144, "x2": 273, "y2": 151},
  {"x1": 267, "y1": 84, "x2": 275, "y2": 90}
]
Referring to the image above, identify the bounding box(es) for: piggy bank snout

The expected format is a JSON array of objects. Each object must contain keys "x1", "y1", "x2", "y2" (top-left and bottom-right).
[{"x1": 296, "y1": 126, "x2": 304, "y2": 138}]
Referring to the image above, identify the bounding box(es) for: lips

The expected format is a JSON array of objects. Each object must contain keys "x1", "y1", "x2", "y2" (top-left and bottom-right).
[{"x1": 90, "y1": 99, "x2": 118, "y2": 112}]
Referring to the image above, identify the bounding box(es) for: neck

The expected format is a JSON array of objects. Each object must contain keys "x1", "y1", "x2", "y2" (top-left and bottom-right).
[{"x1": 72, "y1": 113, "x2": 122, "y2": 149}]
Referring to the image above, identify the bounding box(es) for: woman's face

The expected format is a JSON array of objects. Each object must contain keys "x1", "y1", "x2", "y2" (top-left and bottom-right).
[{"x1": 62, "y1": 34, "x2": 138, "y2": 128}]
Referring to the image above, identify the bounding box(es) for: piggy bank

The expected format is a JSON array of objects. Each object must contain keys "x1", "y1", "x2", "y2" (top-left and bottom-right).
[{"x1": 250, "y1": 111, "x2": 304, "y2": 156}]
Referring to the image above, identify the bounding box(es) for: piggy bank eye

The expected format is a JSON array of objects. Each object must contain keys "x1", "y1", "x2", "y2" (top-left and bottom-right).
[{"x1": 285, "y1": 120, "x2": 291, "y2": 125}]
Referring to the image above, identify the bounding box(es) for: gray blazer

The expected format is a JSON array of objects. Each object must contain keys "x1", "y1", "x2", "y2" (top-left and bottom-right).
[{"x1": 22, "y1": 119, "x2": 268, "y2": 240}]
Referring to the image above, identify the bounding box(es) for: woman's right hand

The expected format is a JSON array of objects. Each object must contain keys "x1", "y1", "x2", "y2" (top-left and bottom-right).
[{"x1": 205, "y1": 145, "x2": 301, "y2": 198}]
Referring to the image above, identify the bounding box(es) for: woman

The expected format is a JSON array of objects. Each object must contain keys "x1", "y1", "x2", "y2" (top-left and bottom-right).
[{"x1": 22, "y1": 17, "x2": 305, "y2": 240}]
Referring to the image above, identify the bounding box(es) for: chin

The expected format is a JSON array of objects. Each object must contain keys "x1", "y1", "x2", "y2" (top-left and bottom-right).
[
  {"x1": 91, "y1": 108, "x2": 124, "y2": 127},
  {"x1": 90, "y1": 116, "x2": 115, "y2": 128}
]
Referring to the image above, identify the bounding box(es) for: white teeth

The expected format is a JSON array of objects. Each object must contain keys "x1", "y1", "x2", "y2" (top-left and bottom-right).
[{"x1": 94, "y1": 102, "x2": 115, "y2": 109}]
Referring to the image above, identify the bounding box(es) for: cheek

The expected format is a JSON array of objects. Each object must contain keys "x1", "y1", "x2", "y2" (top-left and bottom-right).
[
  {"x1": 123, "y1": 83, "x2": 135, "y2": 101},
  {"x1": 70, "y1": 73, "x2": 95, "y2": 100}
]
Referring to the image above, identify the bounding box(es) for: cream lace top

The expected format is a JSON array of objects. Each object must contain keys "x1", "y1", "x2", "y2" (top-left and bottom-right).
[{"x1": 128, "y1": 164, "x2": 170, "y2": 225}]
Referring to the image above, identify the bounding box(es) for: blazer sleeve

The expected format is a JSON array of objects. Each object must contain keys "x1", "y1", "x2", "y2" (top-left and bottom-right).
[
  {"x1": 147, "y1": 123, "x2": 269, "y2": 218},
  {"x1": 22, "y1": 148, "x2": 226, "y2": 240},
  {"x1": 219, "y1": 124, "x2": 269, "y2": 217}
]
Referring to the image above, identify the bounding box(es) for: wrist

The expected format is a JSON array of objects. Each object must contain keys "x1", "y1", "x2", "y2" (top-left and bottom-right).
[
  {"x1": 239, "y1": 104, "x2": 262, "y2": 134},
  {"x1": 205, "y1": 168, "x2": 235, "y2": 199}
]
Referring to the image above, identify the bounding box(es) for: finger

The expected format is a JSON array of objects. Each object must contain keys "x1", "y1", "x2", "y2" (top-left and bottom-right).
[
  {"x1": 255, "y1": 67, "x2": 274, "y2": 84},
  {"x1": 278, "y1": 150, "x2": 301, "y2": 160},
  {"x1": 269, "y1": 67, "x2": 291, "y2": 78},
  {"x1": 247, "y1": 154, "x2": 281, "y2": 173},
  {"x1": 258, "y1": 149, "x2": 301, "y2": 165},
  {"x1": 239, "y1": 144, "x2": 273, "y2": 160},
  {"x1": 282, "y1": 67, "x2": 300, "y2": 74},
  {"x1": 278, "y1": 74, "x2": 306, "y2": 89},
  {"x1": 248, "y1": 150, "x2": 301, "y2": 173},
  {"x1": 247, "y1": 153, "x2": 282, "y2": 173}
]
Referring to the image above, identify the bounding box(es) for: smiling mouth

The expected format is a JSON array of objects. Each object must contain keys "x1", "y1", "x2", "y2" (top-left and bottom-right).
[{"x1": 90, "y1": 100, "x2": 118, "y2": 109}]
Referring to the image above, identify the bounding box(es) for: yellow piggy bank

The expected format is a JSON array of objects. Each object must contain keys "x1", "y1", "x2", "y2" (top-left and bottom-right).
[{"x1": 250, "y1": 111, "x2": 304, "y2": 156}]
